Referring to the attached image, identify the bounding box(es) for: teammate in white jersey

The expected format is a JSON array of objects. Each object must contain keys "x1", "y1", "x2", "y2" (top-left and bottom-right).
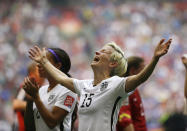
[
  {"x1": 28, "y1": 38, "x2": 172, "y2": 131},
  {"x1": 23, "y1": 48, "x2": 77, "y2": 131}
]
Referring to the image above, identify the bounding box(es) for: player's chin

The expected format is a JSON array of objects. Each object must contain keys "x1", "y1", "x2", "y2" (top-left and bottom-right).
[{"x1": 91, "y1": 62, "x2": 98, "y2": 67}]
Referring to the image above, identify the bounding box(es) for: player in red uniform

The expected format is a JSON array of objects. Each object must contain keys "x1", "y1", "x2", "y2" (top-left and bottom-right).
[{"x1": 117, "y1": 56, "x2": 147, "y2": 131}]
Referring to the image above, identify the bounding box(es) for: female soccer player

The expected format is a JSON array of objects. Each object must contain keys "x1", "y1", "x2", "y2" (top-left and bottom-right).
[
  {"x1": 27, "y1": 38, "x2": 172, "y2": 131},
  {"x1": 23, "y1": 48, "x2": 77, "y2": 131}
]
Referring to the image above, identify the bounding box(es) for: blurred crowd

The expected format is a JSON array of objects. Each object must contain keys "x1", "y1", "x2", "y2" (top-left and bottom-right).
[{"x1": 0, "y1": 0, "x2": 187, "y2": 130}]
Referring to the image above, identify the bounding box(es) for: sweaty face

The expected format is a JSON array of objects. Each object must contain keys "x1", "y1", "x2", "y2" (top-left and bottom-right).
[
  {"x1": 38, "y1": 52, "x2": 56, "y2": 78},
  {"x1": 91, "y1": 45, "x2": 114, "y2": 69}
]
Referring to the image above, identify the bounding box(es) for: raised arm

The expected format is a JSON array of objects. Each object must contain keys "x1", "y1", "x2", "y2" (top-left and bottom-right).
[
  {"x1": 182, "y1": 55, "x2": 187, "y2": 98},
  {"x1": 29, "y1": 46, "x2": 75, "y2": 93},
  {"x1": 125, "y1": 38, "x2": 172, "y2": 92}
]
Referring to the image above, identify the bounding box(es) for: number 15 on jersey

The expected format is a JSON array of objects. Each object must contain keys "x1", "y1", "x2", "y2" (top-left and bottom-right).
[{"x1": 80, "y1": 93, "x2": 94, "y2": 108}]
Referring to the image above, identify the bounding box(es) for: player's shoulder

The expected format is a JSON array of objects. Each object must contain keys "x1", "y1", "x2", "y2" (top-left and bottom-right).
[
  {"x1": 75, "y1": 78, "x2": 92, "y2": 82},
  {"x1": 111, "y1": 75, "x2": 123, "y2": 79},
  {"x1": 55, "y1": 84, "x2": 70, "y2": 92},
  {"x1": 39, "y1": 85, "x2": 48, "y2": 92},
  {"x1": 55, "y1": 84, "x2": 77, "y2": 96},
  {"x1": 73, "y1": 78, "x2": 93, "y2": 84},
  {"x1": 98, "y1": 76, "x2": 124, "y2": 89},
  {"x1": 108, "y1": 75, "x2": 125, "y2": 82}
]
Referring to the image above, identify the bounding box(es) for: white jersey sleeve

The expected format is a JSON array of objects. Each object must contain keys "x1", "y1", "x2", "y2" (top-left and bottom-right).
[
  {"x1": 111, "y1": 76, "x2": 131, "y2": 98},
  {"x1": 55, "y1": 91, "x2": 76, "y2": 113}
]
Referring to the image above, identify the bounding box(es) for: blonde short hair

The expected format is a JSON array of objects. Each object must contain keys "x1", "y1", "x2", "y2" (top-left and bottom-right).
[{"x1": 105, "y1": 42, "x2": 128, "y2": 77}]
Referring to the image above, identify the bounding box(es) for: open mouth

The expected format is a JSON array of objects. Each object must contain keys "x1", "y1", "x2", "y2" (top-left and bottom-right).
[{"x1": 93, "y1": 56, "x2": 100, "y2": 62}]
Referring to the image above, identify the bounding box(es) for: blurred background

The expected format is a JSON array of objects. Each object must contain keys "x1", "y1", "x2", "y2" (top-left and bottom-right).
[{"x1": 0, "y1": 0, "x2": 187, "y2": 130}]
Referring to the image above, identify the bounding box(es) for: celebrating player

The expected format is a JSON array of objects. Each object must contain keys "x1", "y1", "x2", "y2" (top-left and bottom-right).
[
  {"x1": 28, "y1": 38, "x2": 172, "y2": 131},
  {"x1": 23, "y1": 48, "x2": 77, "y2": 131}
]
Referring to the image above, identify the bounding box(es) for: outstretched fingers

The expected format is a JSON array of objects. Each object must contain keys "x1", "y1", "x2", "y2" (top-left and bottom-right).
[
  {"x1": 26, "y1": 77, "x2": 34, "y2": 87},
  {"x1": 159, "y1": 39, "x2": 165, "y2": 45},
  {"x1": 34, "y1": 46, "x2": 42, "y2": 56},
  {"x1": 28, "y1": 46, "x2": 40, "y2": 60},
  {"x1": 23, "y1": 77, "x2": 33, "y2": 89},
  {"x1": 165, "y1": 39, "x2": 172, "y2": 47},
  {"x1": 165, "y1": 39, "x2": 172, "y2": 52},
  {"x1": 34, "y1": 46, "x2": 41, "y2": 53},
  {"x1": 28, "y1": 49, "x2": 36, "y2": 59},
  {"x1": 28, "y1": 46, "x2": 46, "y2": 64},
  {"x1": 24, "y1": 77, "x2": 30, "y2": 89},
  {"x1": 30, "y1": 47, "x2": 38, "y2": 55}
]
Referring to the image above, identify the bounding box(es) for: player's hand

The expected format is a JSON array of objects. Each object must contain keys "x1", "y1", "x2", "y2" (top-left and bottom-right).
[
  {"x1": 182, "y1": 55, "x2": 187, "y2": 69},
  {"x1": 23, "y1": 77, "x2": 40, "y2": 100},
  {"x1": 25, "y1": 93, "x2": 34, "y2": 102},
  {"x1": 29, "y1": 46, "x2": 47, "y2": 65},
  {"x1": 154, "y1": 38, "x2": 172, "y2": 59}
]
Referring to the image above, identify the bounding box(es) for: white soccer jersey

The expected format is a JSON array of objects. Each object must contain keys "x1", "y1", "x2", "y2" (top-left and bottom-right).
[
  {"x1": 33, "y1": 84, "x2": 77, "y2": 131},
  {"x1": 73, "y1": 76, "x2": 131, "y2": 131}
]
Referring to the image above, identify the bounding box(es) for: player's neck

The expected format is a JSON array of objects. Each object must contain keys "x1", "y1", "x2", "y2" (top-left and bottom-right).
[
  {"x1": 47, "y1": 78, "x2": 57, "y2": 92},
  {"x1": 93, "y1": 72, "x2": 110, "y2": 86}
]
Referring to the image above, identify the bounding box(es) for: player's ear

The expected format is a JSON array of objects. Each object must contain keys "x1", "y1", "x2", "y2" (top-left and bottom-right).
[{"x1": 109, "y1": 61, "x2": 118, "y2": 68}]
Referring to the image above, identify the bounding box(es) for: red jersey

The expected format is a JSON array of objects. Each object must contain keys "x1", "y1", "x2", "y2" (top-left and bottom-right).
[
  {"x1": 16, "y1": 111, "x2": 25, "y2": 131},
  {"x1": 15, "y1": 86, "x2": 25, "y2": 131},
  {"x1": 117, "y1": 89, "x2": 147, "y2": 131}
]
